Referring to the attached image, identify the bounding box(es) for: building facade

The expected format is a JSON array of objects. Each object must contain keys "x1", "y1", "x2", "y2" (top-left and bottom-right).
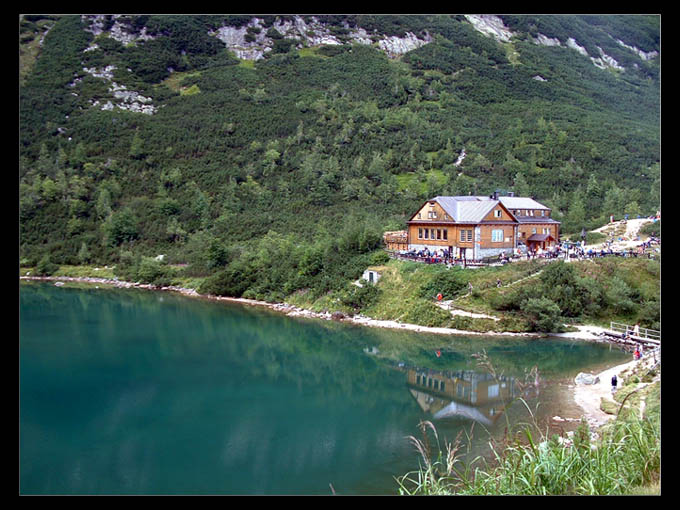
[
  {"x1": 499, "y1": 196, "x2": 561, "y2": 253},
  {"x1": 406, "y1": 194, "x2": 560, "y2": 260}
]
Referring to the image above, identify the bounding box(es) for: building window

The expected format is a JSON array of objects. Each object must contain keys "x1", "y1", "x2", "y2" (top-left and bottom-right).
[
  {"x1": 460, "y1": 229, "x2": 473, "y2": 242},
  {"x1": 443, "y1": 229, "x2": 448, "y2": 240},
  {"x1": 424, "y1": 229, "x2": 429, "y2": 239},
  {"x1": 492, "y1": 229, "x2": 503, "y2": 242},
  {"x1": 437, "y1": 229, "x2": 441, "y2": 240},
  {"x1": 532, "y1": 228, "x2": 537, "y2": 234},
  {"x1": 418, "y1": 228, "x2": 423, "y2": 239},
  {"x1": 431, "y1": 229, "x2": 436, "y2": 239},
  {"x1": 494, "y1": 209, "x2": 502, "y2": 218},
  {"x1": 488, "y1": 384, "x2": 499, "y2": 399}
]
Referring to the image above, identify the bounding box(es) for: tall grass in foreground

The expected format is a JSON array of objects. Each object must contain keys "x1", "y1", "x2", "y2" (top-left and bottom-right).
[{"x1": 396, "y1": 355, "x2": 661, "y2": 495}]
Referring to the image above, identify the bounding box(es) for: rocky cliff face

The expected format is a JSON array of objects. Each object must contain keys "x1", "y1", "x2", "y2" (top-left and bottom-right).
[
  {"x1": 209, "y1": 16, "x2": 432, "y2": 60},
  {"x1": 74, "y1": 14, "x2": 658, "y2": 116},
  {"x1": 77, "y1": 15, "x2": 434, "y2": 115},
  {"x1": 81, "y1": 14, "x2": 658, "y2": 71},
  {"x1": 464, "y1": 14, "x2": 658, "y2": 72}
]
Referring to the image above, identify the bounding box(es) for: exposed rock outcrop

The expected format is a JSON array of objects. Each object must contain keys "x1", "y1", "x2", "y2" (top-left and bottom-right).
[
  {"x1": 465, "y1": 13, "x2": 656, "y2": 73},
  {"x1": 210, "y1": 16, "x2": 431, "y2": 61}
]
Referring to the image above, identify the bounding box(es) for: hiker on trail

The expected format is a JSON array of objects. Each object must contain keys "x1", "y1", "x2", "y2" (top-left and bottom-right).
[
  {"x1": 634, "y1": 347, "x2": 641, "y2": 361},
  {"x1": 633, "y1": 323, "x2": 640, "y2": 337},
  {"x1": 496, "y1": 278, "x2": 502, "y2": 288},
  {"x1": 611, "y1": 374, "x2": 618, "y2": 393}
]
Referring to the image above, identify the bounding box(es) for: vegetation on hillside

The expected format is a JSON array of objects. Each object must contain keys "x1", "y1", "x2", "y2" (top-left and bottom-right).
[
  {"x1": 315, "y1": 256, "x2": 660, "y2": 333},
  {"x1": 19, "y1": 15, "x2": 660, "y2": 309}
]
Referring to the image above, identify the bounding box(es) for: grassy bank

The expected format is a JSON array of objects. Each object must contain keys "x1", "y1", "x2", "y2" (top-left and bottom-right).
[
  {"x1": 20, "y1": 254, "x2": 661, "y2": 335},
  {"x1": 290, "y1": 255, "x2": 660, "y2": 334}
]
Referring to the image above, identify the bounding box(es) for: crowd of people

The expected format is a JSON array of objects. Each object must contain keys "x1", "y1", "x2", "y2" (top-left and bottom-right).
[
  {"x1": 396, "y1": 248, "x2": 456, "y2": 265},
  {"x1": 391, "y1": 236, "x2": 660, "y2": 267}
]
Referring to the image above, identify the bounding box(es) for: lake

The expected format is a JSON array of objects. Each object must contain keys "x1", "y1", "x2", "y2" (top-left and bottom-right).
[{"x1": 19, "y1": 281, "x2": 629, "y2": 495}]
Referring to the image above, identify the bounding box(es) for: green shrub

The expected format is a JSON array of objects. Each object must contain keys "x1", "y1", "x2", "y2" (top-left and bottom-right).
[
  {"x1": 605, "y1": 276, "x2": 636, "y2": 315},
  {"x1": 113, "y1": 253, "x2": 174, "y2": 287},
  {"x1": 339, "y1": 283, "x2": 381, "y2": 311},
  {"x1": 136, "y1": 257, "x2": 174, "y2": 287},
  {"x1": 585, "y1": 231, "x2": 606, "y2": 245},
  {"x1": 639, "y1": 220, "x2": 660, "y2": 238},
  {"x1": 521, "y1": 297, "x2": 564, "y2": 332},
  {"x1": 490, "y1": 286, "x2": 539, "y2": 311},
  {"x1": 419, "y1": 267, "x2": 468, "y2": 300},
  {"x1": 198, "y1": 259, "x2": 255, "y2": 297},
  {"x1": 35, "y1": 254, "x2": 59, "y2": 276},
  {"x1": 369, "y1": 250, "x2": 391, "y2": 265}
]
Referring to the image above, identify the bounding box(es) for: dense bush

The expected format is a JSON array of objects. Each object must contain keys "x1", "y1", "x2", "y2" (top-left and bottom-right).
[
  {"x1": 114, "y1": 253, "x2": 174, "y2": 287},
  {"x1": 521, "y1": 297, "x2": 564, "y2": 332},
  {"x1": 639, "y1": 220, "x2": 660, "y2": 238},
  {"x1": 198, "y1": 259, "x2": 255, "y2": 297},
  {"x1": 339, "y1": 283, "x2": 381, "y2": 312},
  {"x1": 35, "y1": 255, "x2": 59, "y2": 276},
  {"x1": 419, "y1": 267, "x2": 468, "y2": 300},
  {"x1": 481, "y1": 258, "x2": 657, "y2": 332}
]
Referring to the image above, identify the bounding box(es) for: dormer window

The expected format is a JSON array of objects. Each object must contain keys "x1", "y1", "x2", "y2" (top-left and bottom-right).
[{"x1": 494, "y1": 209, "x2": 502, "y2": 218}]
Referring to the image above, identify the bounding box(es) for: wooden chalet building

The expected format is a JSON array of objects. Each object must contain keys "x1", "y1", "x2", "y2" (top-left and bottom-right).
[
  {"x1": 499, "y1": 195, "x2": 560, "y2": 253},
  {"x1": 406, "y1": 193, "x2": 560, "y2": 261}
]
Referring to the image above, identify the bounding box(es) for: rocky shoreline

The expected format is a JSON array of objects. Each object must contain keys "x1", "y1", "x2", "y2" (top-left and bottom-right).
[{"x1": 20, "y1": 274, "x2": 546, "y2": 338}]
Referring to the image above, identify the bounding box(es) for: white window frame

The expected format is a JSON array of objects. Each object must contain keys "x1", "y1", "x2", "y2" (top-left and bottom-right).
[{"x1": 492, "y1": 229, "x2": 504, "y2": 242}]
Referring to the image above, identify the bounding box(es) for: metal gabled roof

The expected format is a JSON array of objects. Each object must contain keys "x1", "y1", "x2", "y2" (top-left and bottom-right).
[
  {"x1": 498, "y1": 196, "x2": 550, "y2": 210},
  {"x1": 411, "y1": 195, "x2": 554, "y2": 225},
  {"x1": 432, "y1": 196, "x2": 506, "y2": 223}
]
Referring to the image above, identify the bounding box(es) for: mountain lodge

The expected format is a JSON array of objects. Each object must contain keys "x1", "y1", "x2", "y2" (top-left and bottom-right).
[{"x1": 401, "y1": 193, "x2": 560, "y2": 261}]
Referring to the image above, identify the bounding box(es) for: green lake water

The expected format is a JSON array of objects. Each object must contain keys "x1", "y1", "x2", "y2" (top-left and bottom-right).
[{"x1": 19, "y1": 282, "x2": 629, "y2": 495}]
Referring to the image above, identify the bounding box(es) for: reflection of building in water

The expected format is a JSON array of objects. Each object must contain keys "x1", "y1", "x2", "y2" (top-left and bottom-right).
[{"x1": 407, "y1": 369, "x2": 521, "y2": 426}]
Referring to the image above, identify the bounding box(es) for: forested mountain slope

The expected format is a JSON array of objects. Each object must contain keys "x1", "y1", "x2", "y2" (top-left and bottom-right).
[{"x1": 19, "y1": 14, "x2": 660, "y2": 301}]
